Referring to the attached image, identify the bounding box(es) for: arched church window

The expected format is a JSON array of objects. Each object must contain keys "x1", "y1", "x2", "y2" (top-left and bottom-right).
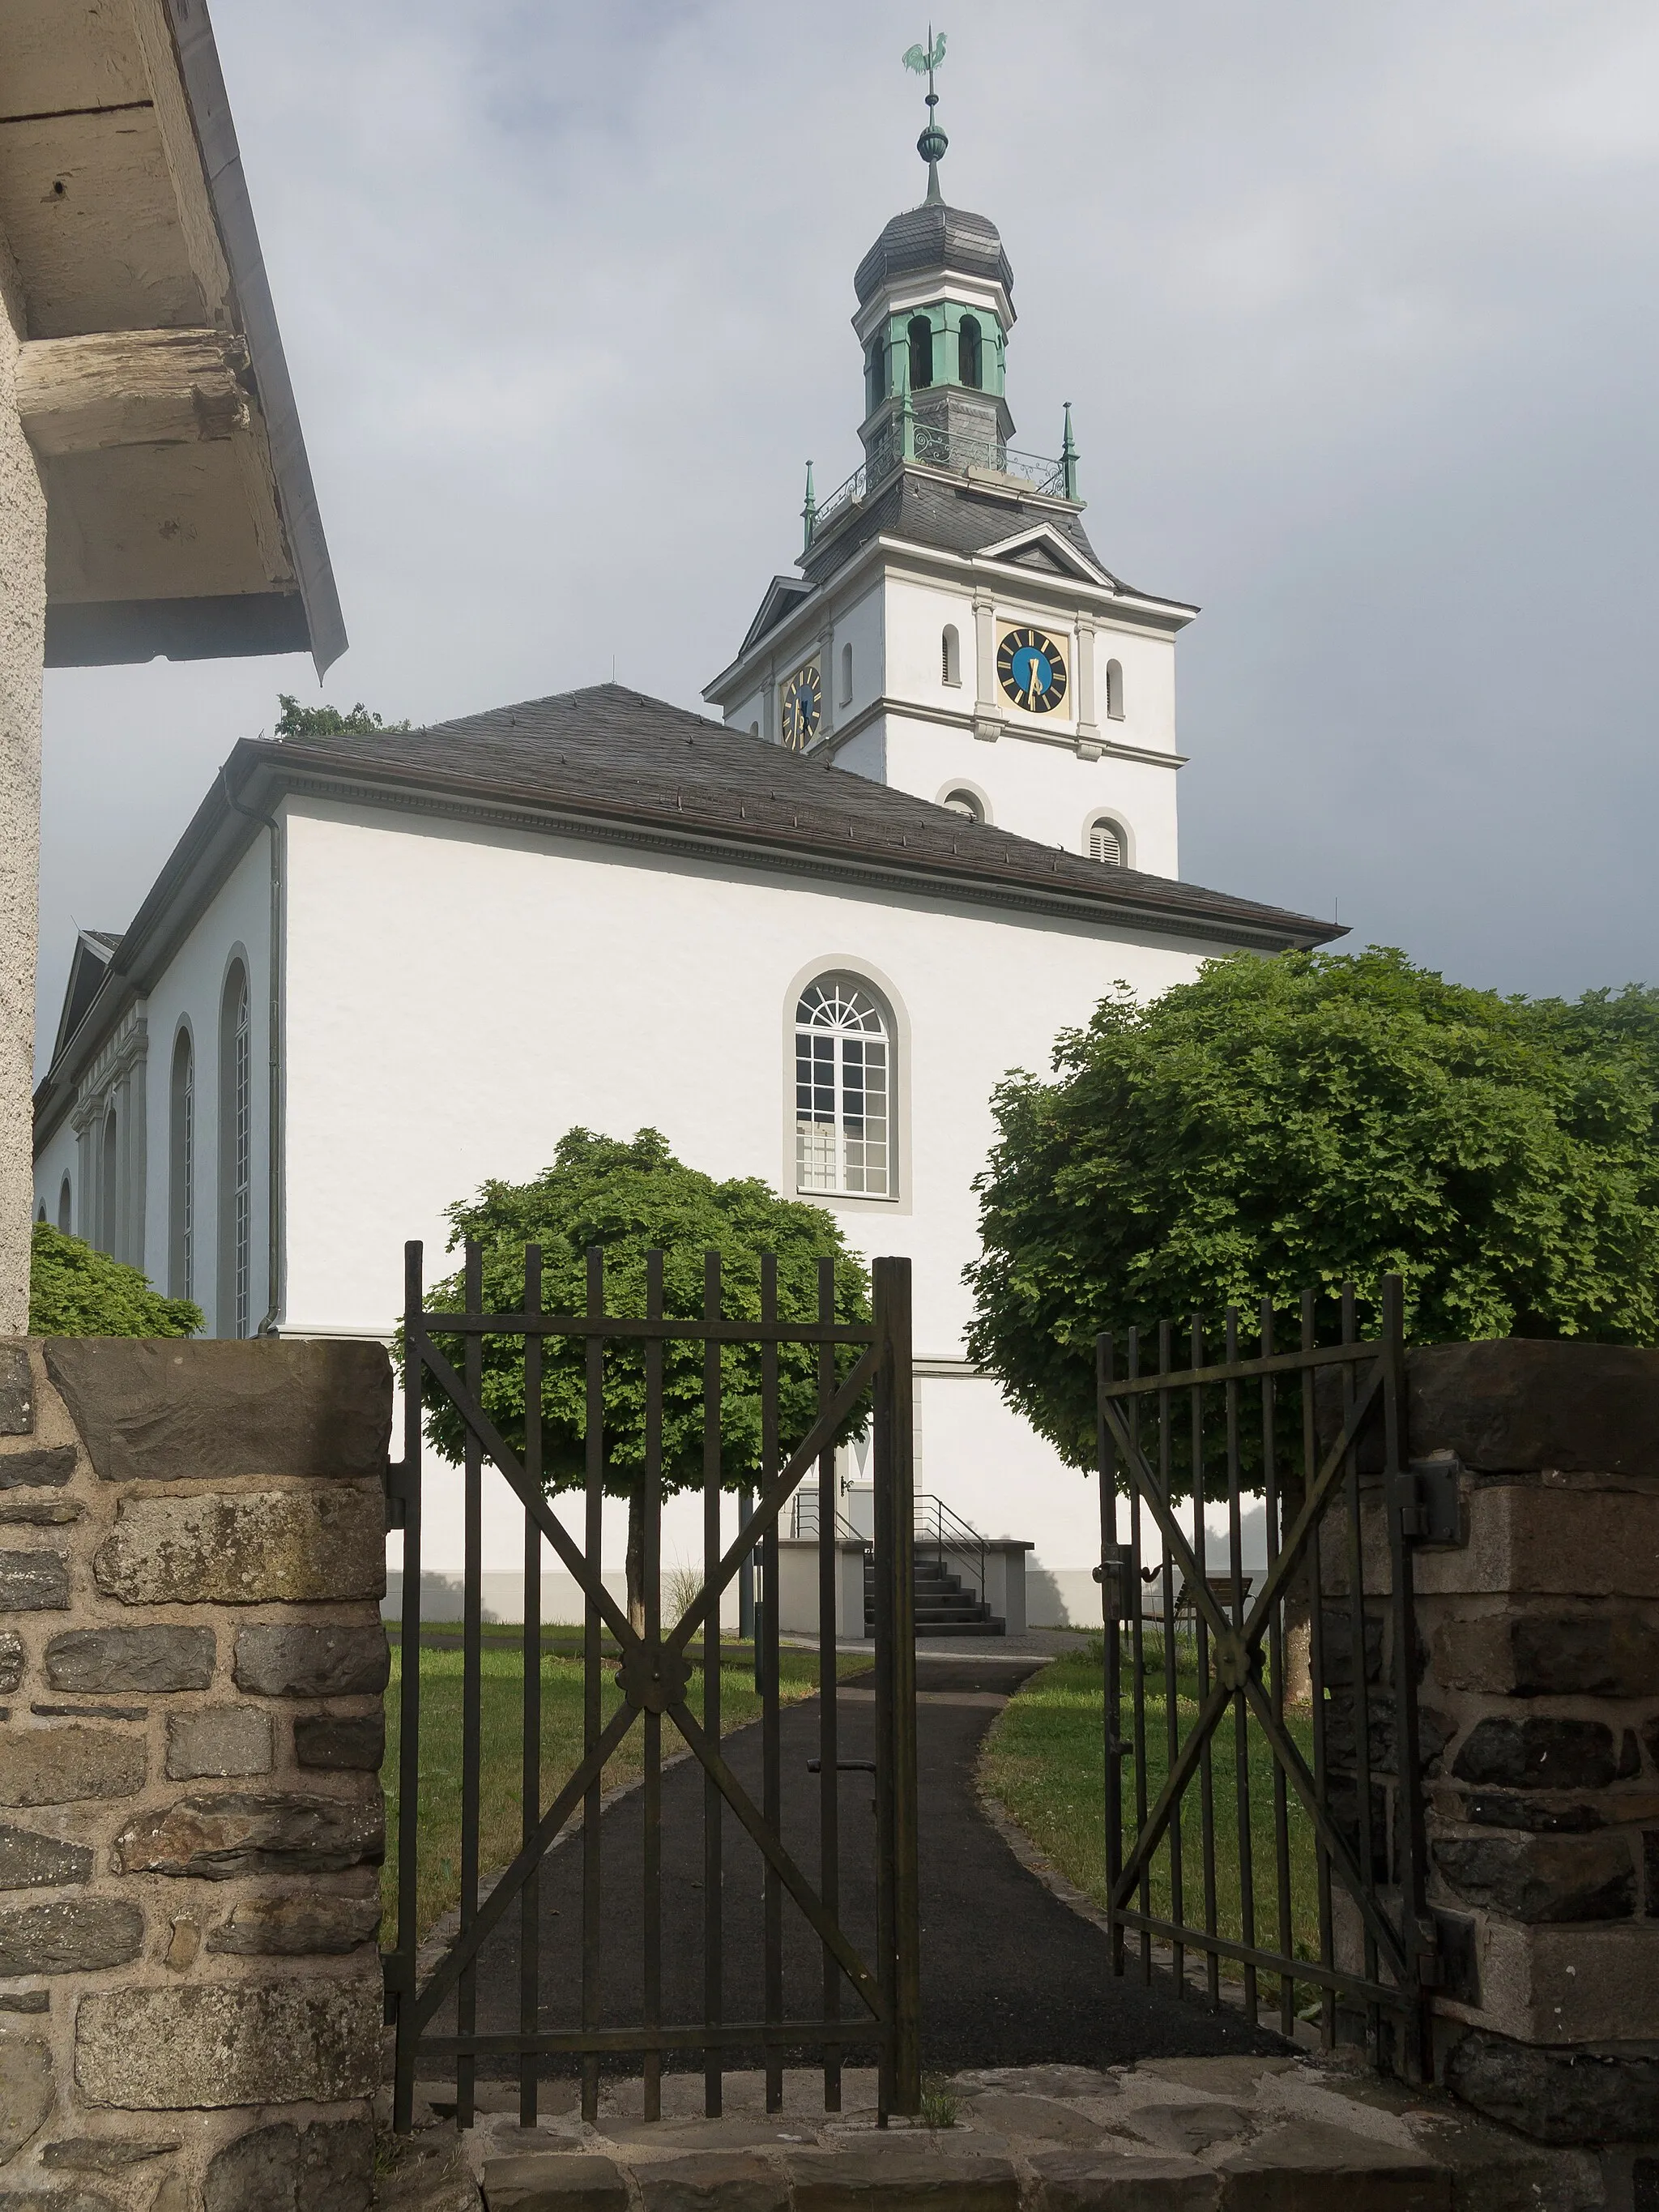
[
  {"x1": 169, "y1": 1026, "x2": 194, "y2": 1301},
  {"x1": 57, "y1": 1176, "x2": 71, "y2": 1233},
  {"x1": 868, "y1": 338, "x2": 888, "y2": 409},
  {"x1": 100, "y1": 1108, "x2": 118, "y2": 1255},
  {"x1": 941, "y1": 625, "x2": 961, "y2": 685},
  {"x1": 36, "y1": 1202, "x2": 45, "y2": 1224},
  {"x1": 1087, "y1": 816, "x2": 1127, "y2": 867},
  {"x1": 907, "y1": 316, "x2": 934, "y2": 391},
  {"x1": 840, "y1": 642, "x2": 854, "y2": 705},
  {"x1": 958, "y1": 315, "x2": 983, "y2": 389},
  {"x1": 1105, "y1": 659, "x2": 1124, "y2": 720},
  {"x1": 219, "y1": 961, "x2": 252, "y2": 1338},
  {"x1": 942, "y1": 788, "x2": 983, "y2": 822},
  {"x1": 795, "y1": 976, "x2": 892, "y2": 1198}
]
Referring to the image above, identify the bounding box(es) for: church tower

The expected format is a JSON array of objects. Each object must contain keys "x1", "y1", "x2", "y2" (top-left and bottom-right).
[{"x1": 704, "y1": 58, "x2": 1193, "y2": 878}]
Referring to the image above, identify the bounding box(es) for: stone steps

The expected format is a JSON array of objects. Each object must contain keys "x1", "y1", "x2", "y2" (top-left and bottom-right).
[{"x1": 426, "y1": 2054, "x2": 1608, "y2": 2212}]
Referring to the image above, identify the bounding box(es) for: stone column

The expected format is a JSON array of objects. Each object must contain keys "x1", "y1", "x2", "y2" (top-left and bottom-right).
[
  {"x1": 0, "y1": 1334, "x2": 392, "y2": 2208},
  {"x1": 1074, "y1": 613, "x2": 1100, "y2": 752},
  {"x1": 1404, "y1": 1343, "x2": 1659, "y2": 2150},
  {"x1": 0, "y1": 232, "x2": 49, "y2": 1333},
  {"x1": 971, "y1": 593, "x2": 1000, "y2": 744}
]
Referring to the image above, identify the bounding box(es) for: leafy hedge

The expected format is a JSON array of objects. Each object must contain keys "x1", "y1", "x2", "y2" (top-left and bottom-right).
[{"x1": 29, "y1": 1223, "x2": 202, "y2": 1338}]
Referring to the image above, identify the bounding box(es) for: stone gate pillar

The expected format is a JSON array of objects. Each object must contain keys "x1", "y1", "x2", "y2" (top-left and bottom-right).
[
  {"x1": 0, "y1": 1334, "x2": 390, "y2": 2209},
  {"x1": 1402, "y1": 1342, "x2": 1659, "y2": 2154}
]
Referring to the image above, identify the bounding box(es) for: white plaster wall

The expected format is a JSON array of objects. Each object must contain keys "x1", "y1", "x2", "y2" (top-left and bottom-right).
[
  {"x1": 731, "y1": 685, "x2": 766, "y2": 737},
  {"x1": 864, "y1": 573, "x2": 1180, "y2": 866},
  {"x1": 825, "y1": 579, "x2": 882, "y2": 727},
  {"x1": 915, "y1": 1372, "x2": 1105, "y2": 1626},
  {"x1": 825, "y1": 724, "x2": 885, "y2": 785},
  {"x1": 882, "y1": 717, "x2": 1179, "y2": 876},
  {"x1": 881, "y1": 575, "x2": 982, "y2": 719},
  {"x1": 33, "y1": 1117, "x2": 78, "y2": 1236},
  {"x1": 32, "y1": 839, "x2": 275, "y2": 1321},
  {"x1": 136, "y1": 834, "x2": 273, "y2": 1329},
  {"x1": 279, "y1": 800, "x2": 1232, "y2": 1608}
]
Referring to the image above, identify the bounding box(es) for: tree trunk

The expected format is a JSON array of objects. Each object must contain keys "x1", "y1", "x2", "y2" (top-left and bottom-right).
[
  {"x1": 626, "y1": 1481, "x2": 646, "y2": 1637},
  {"x1": 1279, "y1": 1469, "x2": 1313, "y2": 1707},
  {"x1": 1282, "y1": 1591, "x2": 1313, "y2": 1707}
]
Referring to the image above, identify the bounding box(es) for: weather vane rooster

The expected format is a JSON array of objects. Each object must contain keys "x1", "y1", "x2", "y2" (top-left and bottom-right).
[{"x1": 902, "y1": 29, "x2": 949, "y2": 199}]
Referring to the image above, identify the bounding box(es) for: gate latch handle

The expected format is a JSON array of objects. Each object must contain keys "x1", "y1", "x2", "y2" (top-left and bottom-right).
[{"x1": 1392, "y1": 1458, "x2": 1464, "y2": 1547}]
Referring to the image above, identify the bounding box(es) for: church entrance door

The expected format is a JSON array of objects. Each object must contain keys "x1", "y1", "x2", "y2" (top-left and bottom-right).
[{"x1": 383, "y1": 1245, "x2": 921, "y2": 2129}]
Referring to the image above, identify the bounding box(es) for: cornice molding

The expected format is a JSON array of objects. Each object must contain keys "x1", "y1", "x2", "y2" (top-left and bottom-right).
[
  {"x1": 706, "y1": 526, "x2": 1191, "y2": 707},
  {"x1": 819, "y1": 694, "x2": 1186, "y2": 771}
]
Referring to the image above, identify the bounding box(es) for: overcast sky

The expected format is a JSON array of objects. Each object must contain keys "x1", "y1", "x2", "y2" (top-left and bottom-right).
[{"x1": 36, "y1": 0, "x2": 1659, "y2": 1063}]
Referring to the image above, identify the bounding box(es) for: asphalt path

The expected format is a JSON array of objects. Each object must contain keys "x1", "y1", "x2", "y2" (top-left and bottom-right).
[{"x1": 434, "y1": 1655, "x2": 1287, "y2": 2081}]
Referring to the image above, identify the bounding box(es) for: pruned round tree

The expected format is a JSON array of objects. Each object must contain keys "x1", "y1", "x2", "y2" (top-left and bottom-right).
[
  {"x1": 966, "y1": 948, "x2": 1659, "y2": 1480},
  {"x1": 420, "y1": 1129, "x2": 872, "y2": 1625}
]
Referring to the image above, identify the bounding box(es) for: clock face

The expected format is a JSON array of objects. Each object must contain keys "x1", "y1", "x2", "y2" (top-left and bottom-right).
[
  {"x1": 997, "y1": 626, "x2": 1068, "y2": 715},
  {"x1": 781, "y1": 663, "x2": 822, "y2": 749}
]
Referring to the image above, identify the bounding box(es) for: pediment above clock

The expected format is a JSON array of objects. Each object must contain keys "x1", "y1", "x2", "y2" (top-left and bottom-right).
[
  {"x1": 978, "y1": 523, "x2": 1116, "y2": 590},
  {"x1": 739, "y1": 574, "x2": 815, "y2": 656}
]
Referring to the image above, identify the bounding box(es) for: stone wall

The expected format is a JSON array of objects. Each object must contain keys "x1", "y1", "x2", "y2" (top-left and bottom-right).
[
  {"x1": 0, "y1": 1334, "x2": 392, "y2": 2210},
  {"x1": 1401, "y1": 1343, "x2": 1659, "y2": 2150},
  {"x1": 0, "y1": 215, "x2": 49, "y2": 1335}
]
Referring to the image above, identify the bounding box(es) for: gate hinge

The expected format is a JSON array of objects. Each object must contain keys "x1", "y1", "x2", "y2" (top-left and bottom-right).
[
  {"x1": 1412, "y1": 1916, "x2": 1444, "y2": 1988},
  {"x1": 1392, "y1": 1457, "x2": 1464, "y2": 1547},
  {"x1": 382, "y1": 1949, "x2": 412, "y2": 2022},
  {"x1": 384, "y1": 1459, "x2": 412, "y2": 1533}
]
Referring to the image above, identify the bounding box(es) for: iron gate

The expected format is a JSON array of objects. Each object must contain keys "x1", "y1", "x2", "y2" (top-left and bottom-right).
[
  {"x1": 382, "y1": 1243, "x2": 920, "y2": 2129},
  {"x1": 1096, "y1": 1274, "x2": 1439, "y2": 2079}
]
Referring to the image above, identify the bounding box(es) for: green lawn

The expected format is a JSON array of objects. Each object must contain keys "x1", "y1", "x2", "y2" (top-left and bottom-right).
[
  {"x1": 381, "y1": 1636, "x2": 858, "y2": 1946},
  {"x1": 980, "y1": 1637, "x2": 1324, "y2": 2012}
]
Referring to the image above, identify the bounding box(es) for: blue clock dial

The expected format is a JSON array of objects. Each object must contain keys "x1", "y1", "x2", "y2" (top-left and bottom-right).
[
  {"x1": 781, "y1": 663, "x2": 822, "y2": 749},
  {"x1": 996, "y1": 626, "x2": 1068, "y2": 715}
]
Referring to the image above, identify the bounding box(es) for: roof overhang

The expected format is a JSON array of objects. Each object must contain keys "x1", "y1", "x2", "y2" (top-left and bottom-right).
[
  {"x1": 1, "y1": 0, "x2": 344, "y2": 673},
  {"x1": 32, "y1": 728, "x2": 1341, "y2": 1149}
]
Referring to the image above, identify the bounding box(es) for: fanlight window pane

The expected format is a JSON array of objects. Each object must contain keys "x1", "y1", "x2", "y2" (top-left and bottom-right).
[{"x1": 795, "y1": 980, "x2": 891, "y2": 1197}]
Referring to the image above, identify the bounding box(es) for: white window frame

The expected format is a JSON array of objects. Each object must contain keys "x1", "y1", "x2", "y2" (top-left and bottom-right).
[
  {"x1": 1085, "y1": 813, "x2": 1131, "y2": 867},
  {"x1": 794, "y1": 975, "x2": 895, "y2": 1200}
]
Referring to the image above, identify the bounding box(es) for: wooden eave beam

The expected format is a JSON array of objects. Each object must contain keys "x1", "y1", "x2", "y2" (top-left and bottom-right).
[{"x1": 16, "y1": 327, "x2": 250, "y2": 457}]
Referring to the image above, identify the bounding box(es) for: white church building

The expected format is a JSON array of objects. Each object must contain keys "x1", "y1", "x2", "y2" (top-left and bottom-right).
[{"x1": 33, "y1": 142, "x2": 1334, "y2": 1626}]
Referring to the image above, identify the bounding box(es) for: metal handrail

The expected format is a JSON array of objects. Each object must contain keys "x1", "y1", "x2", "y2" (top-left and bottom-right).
[
  {"x1": 789, "y1": 1491, "x2": 865, "y2": 1544},
  {"x1": 913, "y1": 1491, "x2": 987, "y2": 1605},
  {"x1": 811, "y1": 425, "x2": 1068, "y2": 542}
]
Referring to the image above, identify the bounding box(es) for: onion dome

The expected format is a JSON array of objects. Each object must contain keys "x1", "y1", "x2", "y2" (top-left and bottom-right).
[{"x1": 853, "y1": 202, "x2": 1014, "y2": 312}]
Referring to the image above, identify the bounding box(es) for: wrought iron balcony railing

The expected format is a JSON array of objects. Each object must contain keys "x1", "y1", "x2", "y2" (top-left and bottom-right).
[{"x1": 811, "y1": 422, "x2": 1069, "y2": 540}]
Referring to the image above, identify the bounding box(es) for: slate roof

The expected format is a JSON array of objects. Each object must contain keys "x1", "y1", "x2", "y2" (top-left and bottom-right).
[
  {"x1": 267, "y1": 682, "x2": 1334, "y2": 951},
  {"x1": 854, "y1": 202, "x2": 1013, "y2": 308},
  {"x1": 802, "y1": 464, "x2": 1109, "y2": 585}
]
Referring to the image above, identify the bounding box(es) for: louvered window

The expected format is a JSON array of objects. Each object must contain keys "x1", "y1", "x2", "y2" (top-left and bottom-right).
[
  {"x1": 795, "y1": 979, "x2": 891, "y2": 1198},
  {"x1": 1088, "y1": 818, "x2": 1126, "y2": 866}
]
